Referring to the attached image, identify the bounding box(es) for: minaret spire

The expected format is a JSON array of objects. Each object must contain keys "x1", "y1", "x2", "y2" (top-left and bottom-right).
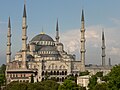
[
  {"x1": 23, "y1": 0, "x2": 27, "y2": 17},
  {"x1": 22, "y1": 1, "x2": 27, "y2": 69},
  {"x1": 81, "y1": 9, "x2": 84, "y2": 21},
  {"x1": 108, "y1": 58, "x2": 111, "y2": 66},
  {"x1": 101, "y1": 30, "x2": 106, "y2": 66},
  {"x1": 80, "y1": 9, "x2": 85, "y2": 71},
  {"x1": 55, "y1": 19, "x2": 60, "y2": 43},
  {"x1": 7, "y1": 16, "x2": 12, "y2": 64}
]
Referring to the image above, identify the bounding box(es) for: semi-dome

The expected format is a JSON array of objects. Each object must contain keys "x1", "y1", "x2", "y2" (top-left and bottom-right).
[{"x1": 31, "y1": 33, "x2": 54, "y2": 41}]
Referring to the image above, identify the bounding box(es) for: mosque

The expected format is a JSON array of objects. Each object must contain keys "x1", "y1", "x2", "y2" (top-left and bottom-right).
[{"x1": 6, "y1": 3, "x2": 112, "y2": 84}]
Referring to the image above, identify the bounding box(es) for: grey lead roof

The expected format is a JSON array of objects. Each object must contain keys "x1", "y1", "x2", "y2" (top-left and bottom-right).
[{"x1": 31, "y1": 34, "x2": 54, "y2": 41}]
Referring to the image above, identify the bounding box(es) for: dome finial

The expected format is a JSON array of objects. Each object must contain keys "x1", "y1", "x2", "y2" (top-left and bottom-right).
[{"x1": 40, "y1": 27, "x2": 45, "y2": 34}]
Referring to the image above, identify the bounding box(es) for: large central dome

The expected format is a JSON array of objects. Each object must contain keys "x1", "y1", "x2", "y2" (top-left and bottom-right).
[{"x1": 31, "y1": 33, "x2": 54, "y2": 41}]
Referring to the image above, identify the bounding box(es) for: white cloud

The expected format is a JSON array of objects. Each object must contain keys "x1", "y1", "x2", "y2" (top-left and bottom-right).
[
  {"x1": 108, "y1": 47, "x2": 120, "y2": 56},
  {"x1": 60, "y1": 25, "x2": 120, "y2": 65}
]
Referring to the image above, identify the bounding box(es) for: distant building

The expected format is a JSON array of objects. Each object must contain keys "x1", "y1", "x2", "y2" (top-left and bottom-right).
[
  {"x1": 6, "y1": 2, "x2": 112, "y2": 84},
  {"x1": 77, "y1": 75, "x2": 90, "y2": 90}
]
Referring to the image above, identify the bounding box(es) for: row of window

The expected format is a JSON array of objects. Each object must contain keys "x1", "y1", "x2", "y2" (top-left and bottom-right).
[
  {"x1": 38, "y1": 51, "x2": 58, "y2": 55},
  {"x1": 8, "y1": 74, "x2": 26, "y2": 78},
  {"x1": 33, "y1": 41, "x2": 54, "y2": 46},
  {"x1": 42, "y1": 77, "x2": 67, "y2": 82},
  {"x1": 28, "y1": 64, "x2": 66, "y2": 70},
  {"x1": 48, "y1": 64, "x2": 65, "y2": 70},
  {"x1": 42, "y1": 71, "x2": 67, "y2": 76}
]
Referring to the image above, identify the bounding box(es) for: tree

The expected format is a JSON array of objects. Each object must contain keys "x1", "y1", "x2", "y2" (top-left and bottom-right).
[
  {"x1": 67, "y1": 75, "x2": 76, "y2": 81},
  {"x1": 106, "y1": 65, "x2": 120, "y2": 89},
  {"x1": 58, "y1": 79, "x2": 78, "y2": 90},
  {"x1": 41, "y1": 80, "x2": 59, "y2": 90},
  {"x1": 93, "y1": 83, "x2": 108, "y2": 90},
  {"x1": 6, "y1": 82, "x2": 27, "y2": 90},
  {"x1": 95, "y1": 71, "x2": 103, "y2": 77},
  {"x1": 88, "y1": 75, "x2": 97, "y2": 90},
  {"x1": 79, "y1": 71, "x2": 89, "y2": 76},
  {"x1": 6, "y1": 80, "x2": 59, "y2": 90},
  {"x1": 0, "y1": 64, "x2": 6, "y2": 74}
]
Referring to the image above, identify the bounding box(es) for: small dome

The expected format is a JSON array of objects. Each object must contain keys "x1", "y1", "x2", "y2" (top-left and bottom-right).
[{"x1": 31, "y1": 33, "x2": 54, "y2": 41}]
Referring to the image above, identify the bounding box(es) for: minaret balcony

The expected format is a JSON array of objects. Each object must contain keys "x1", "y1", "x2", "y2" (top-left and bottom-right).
[
  {"x1": 6, "y1": 52, "x2": 11, "y2": 55},
  {"x1": 7, "y1": 43, "x2": 11, "y2": 46},
  {"x1": 22, "y1": 26, "x2": 27, "y2": 29},
  {"x1": 81, "y1": 29, "x2": 85, "y2": 31},
  {"x1": 7, "y1": 34, "x2": 11, "y2": 37},
  {"x1": 102, "y1": 54, "x2": 106, "y2": 57},
  {"x1": 80, "y1": 49, "x2": 86, "y2": 52},
  {"x1": 81, "y1": 39, "x2": 85, "y2": 42},
  {"x1": 22, "y1": 36, "x2": 27, "y2": 40},
  {"x1": 101, "y1": 46, "x2": 106, "y2": 49}
]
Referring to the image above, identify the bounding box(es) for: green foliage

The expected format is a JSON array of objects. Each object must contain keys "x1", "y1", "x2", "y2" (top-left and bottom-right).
[
  {"x1": 106, "y1": 65, "x2": 120, "y2": 89},
  {"x1": 58, "y1": 79, "x2": 78, "y2": 90},
  {"x1": 93, "y1": 83, "x2": 108, "y2": 90},
  {"x1": 41, "y1": 80, "x2": 59, "y2": 90},
  {"x1": 101, "y1": 75, "x2": 109, "y2": 82},
  {"x1": 79, "y1": 71, "x2": 89, "y2": 76},
  {"x1": 88, "y1": 65, "x2": 120, "y2": 90},
  {"x1": 6, "y1": 80, "x2": 59, "y2": 90},
  {"x1": 88, "y1": 75, "x2": 97, "y2": 90},
  {"x1": 0, "y1": 74, "x2": 5, "y2": 87},
  {"x1": 67, "y1": 75, "x2": 76, "y2": 81},
  {"x1": 95, "y1": 71, "x2": 103, "y2": 77},
  {"x1": 0, "y1": 64, "x2": 6, "y2": 74}
]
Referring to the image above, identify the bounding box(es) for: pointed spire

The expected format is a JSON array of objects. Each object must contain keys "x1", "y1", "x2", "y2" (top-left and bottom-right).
[
  {"x1": 81, "y1": 9, "x2": 84, "y2": 21},
  {"x1": 109, "y1": 58, "x2": 111, "y2": 66},
  {"x1": 56, "y1": 19, "x2": 59, "y2": 31},
  {"x1": 40, "y1": 27, "x2": 45, "y2": 34},
  {"x1": 23, "y1": 3, "x2": 27, "y2": 17},
  {"x1": 101, "y1": 30, "x2": 106, "y2": 67},
  {"x1": 56, "y1": 19, "x2": 59, "y2": 43},
  {"x1": 8, "y1": 16, "x2": 11, "y2": 28},
  {"x1": 102, "y1": 30, "x2": 104, "y2": 40}
]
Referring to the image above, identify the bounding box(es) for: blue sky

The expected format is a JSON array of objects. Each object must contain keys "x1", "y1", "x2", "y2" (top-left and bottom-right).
[{"x1": 0, "y1": 0, "x2": 120, "y2": 65}]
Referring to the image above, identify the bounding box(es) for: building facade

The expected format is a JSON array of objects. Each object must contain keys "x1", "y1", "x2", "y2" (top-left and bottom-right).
[
  {"x1": 6, "y1": 3, "x2": 85, "y2": 83},
  {"x1": 6, "y1": 3, "x2": 112, "y2": 84}
]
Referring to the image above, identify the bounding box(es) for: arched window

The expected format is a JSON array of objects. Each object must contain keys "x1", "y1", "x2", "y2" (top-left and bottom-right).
[
  {"x1": 62, "y1": 71, "x2": 64, "y2": 75},
  {"x1": 62, "y1": 77, "x2": 64, "y2": 82},
  {"x1": 42, "y1": 78, "x2": 44, "y2": 81},
  {"x1": 65, "y1": 71, "x2": 67, "y2": 75},
  {"x1": 50, "y1": 71, "x2": 53, "y2": 75},
  {"x1": 75, "y1": 74, "x2": 78, "y2": 77},
  {"x1": 57, "y1": 71, "x2": 59, "y2": 75},
  {"x1": 54, "y1": 71, "x2": 56, "y2": 75},
  {"x1": 57, "y1": 77, "x2": 59, "y2": 82},
  {"x1": 42, "y1": 71, "x2": 44, "y2": 76}
]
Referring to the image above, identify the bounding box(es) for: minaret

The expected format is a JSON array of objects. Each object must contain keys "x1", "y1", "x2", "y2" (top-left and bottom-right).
[
  {"x1": 101, "y1": 31, "x2": 106, "y2": 66},
  {"x1": 6, "y1": 17, "x2": 12, "y2": 64},
  {"x1": 80, "y1": 10, "x2": 86, "y2": 71},
  {"x1": 55, "y1": 19, "x2": 60, "y2": 43},
  {"x1": 22, "y1": 3, "x2": 27, "y2": 69},
  {"x1": 108, "y1": 58, "x2": 111, "y2": 66}
]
